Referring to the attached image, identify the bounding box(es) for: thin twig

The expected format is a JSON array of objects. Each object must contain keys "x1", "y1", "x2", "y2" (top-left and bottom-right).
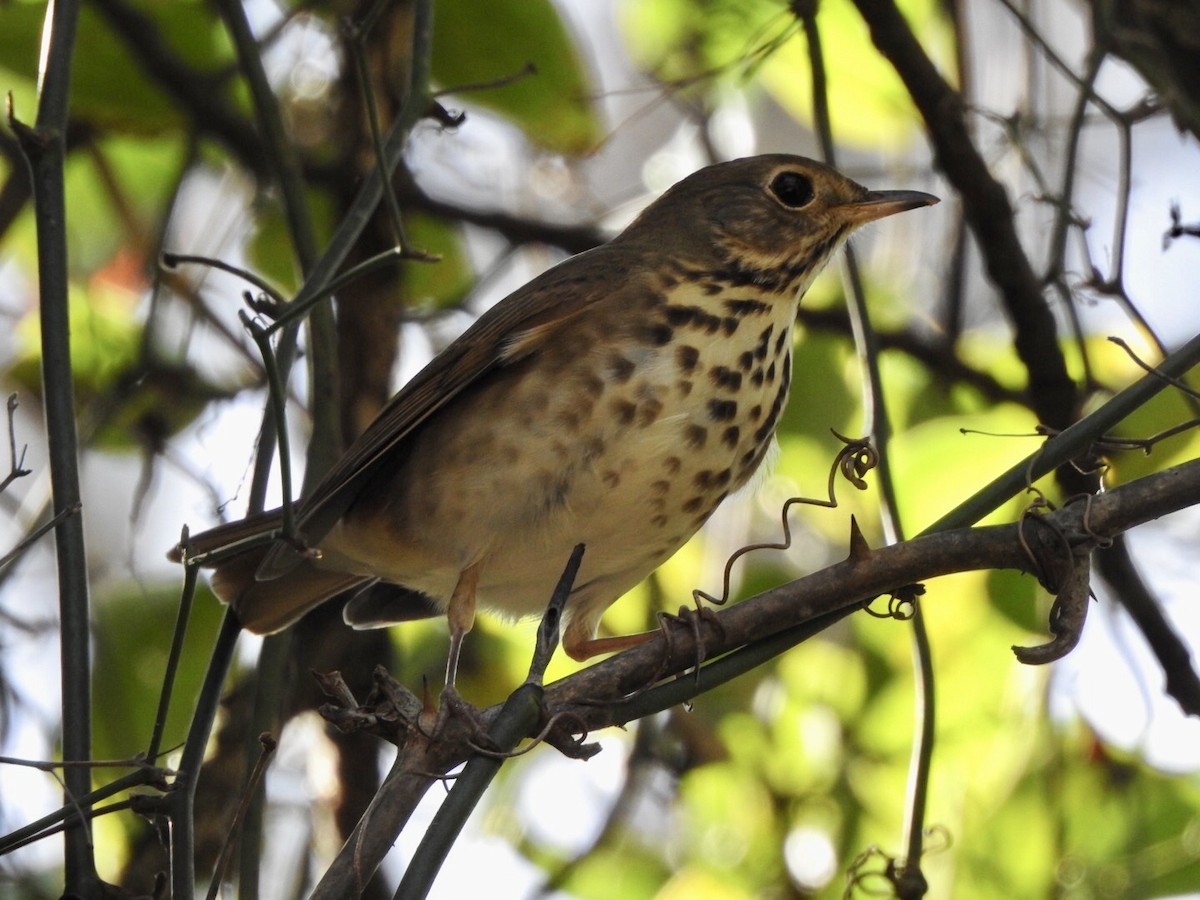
[
  {"x1": 797, "y1": 7, "x2": 934, "y2": 890},
  {"x1": 207, "y1": 733, "x2": 278, "y2": 900},
  {"x1": 11, "y1": 0, "x2": 96, "y2": 888},
  {"x1": 0, "y1": 503, "x2": 80, "y2": 571},
  {"x1": 0, "y1": 394, "x2": 31, "y2": 493}
]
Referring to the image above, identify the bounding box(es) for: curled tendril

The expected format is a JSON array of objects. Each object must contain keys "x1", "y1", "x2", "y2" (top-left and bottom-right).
[
  {"x1": 693, "y1": 433, "x2": 877, "y2": 609},
  {"x1": 842, "y1": 827, "x2": 952, "y2": 900},
  {"x1": 865, "y1": 584, "x2": 924, "y2": 620}
]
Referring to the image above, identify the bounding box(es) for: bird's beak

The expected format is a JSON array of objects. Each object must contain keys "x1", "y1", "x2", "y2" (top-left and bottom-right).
[{"x1": 837, "y1": 189, "x2": 939, "y2": 225}]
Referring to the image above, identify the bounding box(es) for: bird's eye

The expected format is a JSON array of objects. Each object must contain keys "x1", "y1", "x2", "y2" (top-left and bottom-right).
[{"x1": 769, "y1": 171, "x2": 814, "y2": 208}]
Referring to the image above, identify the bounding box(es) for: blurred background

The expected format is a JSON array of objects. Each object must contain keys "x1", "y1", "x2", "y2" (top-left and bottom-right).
[{"x1": 2, "y1": 0, "x2": 1200, "y2": 896}]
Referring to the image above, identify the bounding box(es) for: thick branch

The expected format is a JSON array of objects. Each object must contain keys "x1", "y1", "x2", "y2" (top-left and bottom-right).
[
  {"x1": 1095, "y1": 534, "x2": 1200, "y2": 715},
  {"x1": 850, "y1": 0, "x2": 1079, "y2": 431}
]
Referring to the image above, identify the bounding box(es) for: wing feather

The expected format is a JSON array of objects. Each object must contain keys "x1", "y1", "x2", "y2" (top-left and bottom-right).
[{"x1": 257, "y1": 242, "x2": 641, "y2": 578}]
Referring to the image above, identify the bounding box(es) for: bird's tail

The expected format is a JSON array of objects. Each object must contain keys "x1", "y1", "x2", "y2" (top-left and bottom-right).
[{"x1": 169, "y1": 511, "x2": 370, "y2": 635}]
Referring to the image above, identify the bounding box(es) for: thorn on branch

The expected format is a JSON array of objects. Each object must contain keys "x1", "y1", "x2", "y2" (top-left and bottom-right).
[{"x1": 846, "y1": 515, "x2": 872, "y2": 563}]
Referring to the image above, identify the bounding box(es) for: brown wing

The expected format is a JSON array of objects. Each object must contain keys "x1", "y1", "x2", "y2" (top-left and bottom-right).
[{"x1": 257, "y1": 241, "x2": 641, "y2": 579}]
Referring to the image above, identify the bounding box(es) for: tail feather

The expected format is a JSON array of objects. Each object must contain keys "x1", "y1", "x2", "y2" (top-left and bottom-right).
[
  {"x1": 168, "y1": 508, "x2": 286, "y2": 565},
  {"x1": 172, "y1": 511, "x2": 371, "y2": 634}
]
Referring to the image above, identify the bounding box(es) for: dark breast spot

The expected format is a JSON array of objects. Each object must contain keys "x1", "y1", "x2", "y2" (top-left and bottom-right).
[
  {"x1": 754, "y1": 386, "x2": 788, "y2": 444},
  {"x1": 665, "y1": 305, "x2": 723, "y2": 334},
  {"x1": 755, "y1": 325, "x2": 774, "y2": 360},
  {"x1": 608, "y1": 354, "x2": 636, "y2": 383},
  {"x1": 722, "y1": 426, "x2": 740, "y2": 448},
  {"x1": 676, "y1": 344, "x2": 701, "y2": 372},
  {"x1": 643, "y1": 322, "x2": 673, "y2": 346},
  {"x1": 684, "y1": 424, "x2": 708, "y2": 449},
  {"x1": 707, "y1": 399, "x2": 738, "y2": 422},
  {"x1": 665, "y1": 305, "x2": 697, "y2": 327},
  {"x1": 579, "y1": 371, "x2": 605, "y2": 398},
  {"x1": 582, "y1": 436, "x2": 606, "y2": 461},
  {"x1": 555, "y1": 408, "x2": 581, "y2": 430},
  {"x1": 709, "y1": 366, "x2": 742, "y2": 391},
  {"x1": 724, "y1": 298, "x2": 771, "y2": 316},
  {"x1": 638, "y1": 396, "x2": 664, "y2": 427},
  {"x1": 738, "y1": 351, "x2": 755, "y2": 372},
  {"x1": 664, "y1": 455, "x2": 682, "y2": 474},
  {"x1": 682, "y1": 496, "x2": 705, "y2": 514},
  {"x1": 610, "y1": 398, "x2": 637, "y2": 425}
]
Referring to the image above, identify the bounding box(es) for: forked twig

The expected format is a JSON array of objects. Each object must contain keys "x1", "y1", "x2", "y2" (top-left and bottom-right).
[
  {"x1": 1109, "y1": 336, "x2": 1200, "y2": 402},
  {"x1": 0, "y1": 394, "x2": 31, "y2": 494}
]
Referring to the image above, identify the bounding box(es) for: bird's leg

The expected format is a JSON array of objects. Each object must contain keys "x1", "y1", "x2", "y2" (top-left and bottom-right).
[
  {"x1": 445, "y1": 559, "x2": 484, "y2": 687},
  {"x1": 563, "y1": 628, "x2": 657, "y2": 662},
  {"x1": 564, "y1": 607, "x2": 723, "y2": 678}
]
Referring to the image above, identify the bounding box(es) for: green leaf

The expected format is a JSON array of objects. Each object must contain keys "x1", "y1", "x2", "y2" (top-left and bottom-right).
[
  {"x1": 6, "y1": 280, "x2": 238, "y2": 452},
  {"x1": 619, "y1": 0, "x2": 951, "y2": 149},
  {"x1": 402, "y1": 212, "x2": 473, "y2": 309},
  {"x1": 91, "y1": 579, "x2": 226, "y2": 762},
  {"x1": 760, "y1": 0, "x2": 949, "y2": 148},
  {"x1": 987, "y1": 567, "x2": 1045, "y2": 633},
  {"x1": 432, "y1": 0, "x2": 600, "y2": 154},
  {"x1": 559, "y1": 845, "x2": 669, "y2": 899},
  {"x1": 0, "y1": 2, "x2": 236, "y2": 134}
]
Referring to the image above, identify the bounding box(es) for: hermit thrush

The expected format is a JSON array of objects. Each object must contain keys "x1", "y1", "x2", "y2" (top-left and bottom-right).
[{"x1": 177, "y1": 155, "x2": 936, "y2": 683}]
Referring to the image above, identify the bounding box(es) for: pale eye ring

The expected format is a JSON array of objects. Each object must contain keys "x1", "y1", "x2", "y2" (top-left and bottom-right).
[{"x1": 769, "y1": 171, "x2": 815, "y2": 208}]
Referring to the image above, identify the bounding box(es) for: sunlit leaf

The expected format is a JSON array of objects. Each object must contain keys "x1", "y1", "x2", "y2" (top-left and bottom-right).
[
  {"x1": 619, "y1": 0, "x2": 951, "y2": 148},
  {"x1": 561, "y1": 845, "x2": 670, "y2": 899},
  {"x1": 402, "y1": 212, "x2": 474, "y2": 309},
  {"x1": 0, "y1": 2, "x2": 236, "y2": 134},
  {"x1": 6, "y1": 281, "x2": 238, "y2": 451},
  {"x1": 91, "y1": 579, "x2": 225, "y2": 761},
  {"x1": 678, "y1": 762, "x2": 782, "y2": 886},
  {"x1": 890, "y1": 404, "x2": 1042, "y2": 531},
  {"x1": 432, "y1": 0, "x2": 600, "y2": 154}
]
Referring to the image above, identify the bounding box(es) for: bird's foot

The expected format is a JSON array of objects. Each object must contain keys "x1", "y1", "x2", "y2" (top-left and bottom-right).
[
  {"x1": 657, "y1": 603, "x2": 725, "y2": 684},
  {"x1": 429, "y1": 684, "x2": 496, "y2": 752}
]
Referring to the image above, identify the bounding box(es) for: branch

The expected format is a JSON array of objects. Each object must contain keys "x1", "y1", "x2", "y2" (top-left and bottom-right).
[
  {"x1": 314, "y1": 456, "x2": 1200, "y2": 885},
  {"x1": 89, "y1": 0, "x2": 270, "y2": 175},
  {"x1": 10, "y1": 0, "x2": 97, "y2": 890},
  {"x1": 548, "y1": 457, "x2": 1200, "y2": 719}
]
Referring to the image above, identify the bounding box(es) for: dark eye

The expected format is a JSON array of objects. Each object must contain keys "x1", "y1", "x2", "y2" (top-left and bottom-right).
[{"x1": 769, "y1": 171, "x2": 814, "y2": 208}]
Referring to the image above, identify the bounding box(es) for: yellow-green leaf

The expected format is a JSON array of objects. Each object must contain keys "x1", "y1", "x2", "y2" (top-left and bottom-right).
[{"x1": 432, "y1": 0, "x2": 600, "y2": 154}]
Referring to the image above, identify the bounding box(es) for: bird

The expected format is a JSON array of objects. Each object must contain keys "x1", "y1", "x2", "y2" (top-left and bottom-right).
[{"x1": 175, "y1": 154, "x2": 937, "y2": 686}]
